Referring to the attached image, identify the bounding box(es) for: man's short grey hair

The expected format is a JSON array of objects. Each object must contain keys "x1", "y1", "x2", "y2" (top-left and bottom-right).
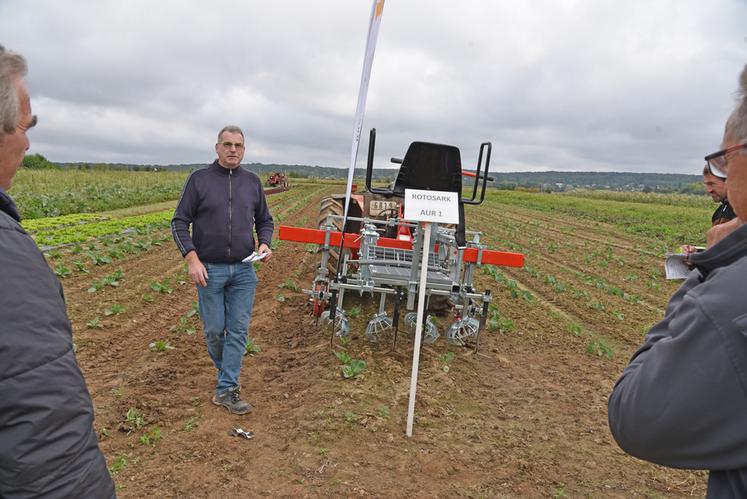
[
  {"x1": 725, "y1": 63, "x2": 747, "y2": 144},
  {"x1": 0, "y1": 45, "x2": 28, "y2": 137},
  {"x1": 217, "y1": 125, "x2": 244, "y2": 143}
]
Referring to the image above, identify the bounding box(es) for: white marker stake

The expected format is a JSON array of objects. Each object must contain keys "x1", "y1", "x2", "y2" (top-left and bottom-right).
[
  {"x1": 403, "y1": 189, "x2": 458, "y2": 437},
  {"x1": 406, "y1": 221, "x2": 432, "y2": 437}
]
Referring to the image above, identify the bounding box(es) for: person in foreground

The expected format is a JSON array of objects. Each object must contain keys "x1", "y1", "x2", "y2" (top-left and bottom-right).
[
  {"x1": 172, "y1": 125, "x2": 274, "y2": 415},
  {"x1": 608, "y1": 63, "x2": 747, "y2": 497},
  {"x1": 0, "y1": 45, "x2": 115, "y2": 498}
]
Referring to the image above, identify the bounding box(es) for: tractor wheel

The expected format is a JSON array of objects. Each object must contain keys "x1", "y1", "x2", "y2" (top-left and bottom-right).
[
  {"x1": 317, "y1": 196, "x2": 344, "y2": 229},
  {"x1": 317, "y1": 196, "x2": 350, "y2": 275}
]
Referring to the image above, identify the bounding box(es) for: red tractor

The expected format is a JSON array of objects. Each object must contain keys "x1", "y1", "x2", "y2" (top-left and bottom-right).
[{"x1": 266, "y1": 172, "x2": 289, "y2": 190}]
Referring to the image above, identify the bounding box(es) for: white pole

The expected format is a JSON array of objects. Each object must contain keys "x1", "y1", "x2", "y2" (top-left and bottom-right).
[
  {"x1": 406, "y1": 222, "x2": 432, "y2": 437},
  {"x1": 339, "y1": 0, "x2": 385, "y2": 267}
]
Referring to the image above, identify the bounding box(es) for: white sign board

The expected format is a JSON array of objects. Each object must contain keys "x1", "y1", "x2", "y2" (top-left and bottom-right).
[{"x1": 404, "y1": 189, "x2": 459, "y2": 224}]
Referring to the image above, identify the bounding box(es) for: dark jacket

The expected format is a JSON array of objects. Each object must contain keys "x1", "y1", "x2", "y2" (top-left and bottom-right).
[
  {"x1": 608, "y1": 223, "x2": 747, "y2": 498},
  {"x1": 171, "y1": 161, "x2": 274, "y2": 263},
  {"x1": 0, "y1": 188, "x2": 115, "y2": 498},
  {"x1": 712, "y1": 200, "x2": 736, "y2": 226}
]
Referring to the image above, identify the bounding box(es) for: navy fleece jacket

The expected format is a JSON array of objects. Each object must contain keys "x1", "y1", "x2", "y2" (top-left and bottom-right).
[{"x1": 171, "y1": 161, "x2": 274, "y2": 263}]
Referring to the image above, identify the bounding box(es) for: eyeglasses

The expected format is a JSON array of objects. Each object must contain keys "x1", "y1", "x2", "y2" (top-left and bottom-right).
[
  {"x1": 220, "y1": 141, "x2": 244, "y2": 149},
  {"x1": 17, "y1": 114, "x2": 37, "y2": 132},
  {"x1": 705, "y1": 143, "x2": 747, "y2": 179}
]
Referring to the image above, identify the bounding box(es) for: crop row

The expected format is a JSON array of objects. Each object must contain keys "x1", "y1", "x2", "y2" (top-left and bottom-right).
[
  {"x1": 12, "y1": 169, "x2": 189, "y2": 219},
  {"x1": 31, "y1": 210, "x2": 173, "y2": 247},
  {"x1": 482, "y1": 190, "x2": 712, "y2": 248}
]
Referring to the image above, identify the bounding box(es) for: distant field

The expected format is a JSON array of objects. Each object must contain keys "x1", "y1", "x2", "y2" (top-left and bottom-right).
[
  {"x1": 10, "y1": 169, "x2": 189, "y2": 219},
  {"x1": 489, "y1": 190, "x2": 713, "y2": 250}
]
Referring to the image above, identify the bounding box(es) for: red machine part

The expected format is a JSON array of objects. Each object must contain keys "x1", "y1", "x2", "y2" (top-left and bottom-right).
[
  {"x1": 311, "y1": 281, "x2": 327, "y2": 316},
  {"x1": 278, "y1": 225, "x2": 524, "y2": 267}
]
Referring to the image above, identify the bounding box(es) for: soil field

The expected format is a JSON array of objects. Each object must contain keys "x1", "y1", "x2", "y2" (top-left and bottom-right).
[{"x1": 45, "y1": 185, "x2": 708, "y2": 497}]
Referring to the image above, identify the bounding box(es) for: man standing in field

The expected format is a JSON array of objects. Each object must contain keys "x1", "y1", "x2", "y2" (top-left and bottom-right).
[
  {"x1": 0, "y1": 45, "x2": 115, "y2": 497},
  {"x1": 703, "y1": 164, "x2": 736, "y2": 225},
  {"x1": 609, "y1": 64, "x2": 747, "y2": 496},
  {"x1": 681, "y1": 165, "x2": 737, "y2": 257},
  {"x1": 172, "y1": 126, "x2": 273, "y2": 415}
]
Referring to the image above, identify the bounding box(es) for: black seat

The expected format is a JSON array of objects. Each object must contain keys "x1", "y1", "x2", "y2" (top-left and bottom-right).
[
  {"x1": 391, "y1": 142, "x2": 462, "y2": 196},
  {"x1": 392, "y1": 142, "x2": 466, "y2": 247},
  {"x1": 365, "y1": 131, "x2": 484, "y2": 248}
]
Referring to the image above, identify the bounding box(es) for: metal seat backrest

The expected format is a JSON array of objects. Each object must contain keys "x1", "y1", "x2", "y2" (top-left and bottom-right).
[
  {"x1": 393, "y1": 141, "x2": 467, "y2": 247},
  {"x1": 392, "y1": 142, "x2": 462, "y2": 196}
]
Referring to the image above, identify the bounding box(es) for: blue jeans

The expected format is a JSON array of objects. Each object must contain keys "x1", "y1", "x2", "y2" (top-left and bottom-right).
[{"x1": 197, "y1": 262, "x2": 257, "y2": 394}]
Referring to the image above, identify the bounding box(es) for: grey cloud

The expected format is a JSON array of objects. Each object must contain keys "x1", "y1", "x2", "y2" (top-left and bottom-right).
[{"x1": 1, "y1": 0, "x2": 746, "y2": 172}]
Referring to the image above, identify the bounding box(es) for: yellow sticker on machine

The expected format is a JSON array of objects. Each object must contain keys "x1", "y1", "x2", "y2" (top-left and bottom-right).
[{"x1": 369, "y1": 200, "x2": 399, "y2": 217}]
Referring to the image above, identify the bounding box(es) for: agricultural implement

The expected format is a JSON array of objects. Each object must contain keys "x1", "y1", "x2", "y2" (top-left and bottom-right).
[
  {"x1": 279, "y1": 129, "x2": 524, "y2": 349},
  {"x1": 265, "y1": 172, "x2": 290, "y2": 194}
]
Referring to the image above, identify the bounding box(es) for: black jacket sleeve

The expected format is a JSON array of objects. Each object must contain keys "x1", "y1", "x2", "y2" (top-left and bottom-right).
[{"x1": 171, "y1": 171, "x2": 198, "y2": 257}]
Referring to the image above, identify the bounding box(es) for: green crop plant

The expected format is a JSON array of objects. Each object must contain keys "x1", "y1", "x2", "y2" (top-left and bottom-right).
[
  {"x1": 333, "y1": 350, "x2": 366, "y2": 379},
  {"x1": 172, "y1": 316, "x2": 196, "y2": 335},
  {"x1": 438, "y1": 351, "x2": 456, "y2": 373},
  {"x1": 342, "y1": 359, "x2": 366, "y2": 379},
  {"x1": 149, "y1": 340, "x2": 174, "y2": 352},
  {"x1": 107, "y1": 249, "x2": 124, "y2": 260},
  {"x1": 566, "y1": 323, "x2": 583, "y2": 337},
  {"x1": 104, "y1": 304, "x2": 125, "y2": 316},
  {"x1": 89, "y1": 253, "x2": 112, "y2": 266},
  {"x1": 586, "y1": 337, "x2": 615, "y2": 358},
  {"x1": 54, "y1": 264, "x2": 72, "y2": 278},
  {"x1": 334, "y1": 350, "x2": 352, "y2": 365},
  {"x1": 347, "y1": 305, "x2": 362, "y2": 319},
  {"x1": 488, "y1": 310, "x2": 516, "y2": 334},
  {"x1": 149, "y1": 278, "x2": 172, "y2": 294},
  {"x1": 124, "y1": 407, "x2": 146, "y2": 431},
  {"x1": 88, "y1": 270, "x2": 125, "y2": 293},
  {"x1": 245, "y1": 337, "x2": 261, "y2": 355},
  {"x1": 141, "y1": 293, "x2": 154, "y2": 303},
  {"x1": 186, "y1": 301, "x2": 199, "y2": 318},
  {"x1": 86, "y1": 317, "x2": 103, "y2": 329},
  {"x1": 139, "y1": 426, "x2": 162, "y2": 446},
  {"x1": 183, "y1": 417, "x2": 199, "y2": 432},
  {"x1": 344, "y1": 410, "x2": 359, "y2": 424},
  {"x1": 108, "y1": 455, "x2": 128, "y2": 475},
  {"x1": 278, "y1": 278, "x2": 299, "y2": 292},
  {"x1": 275, "y1": 293, "x2": 286, "y2": 302},
  {"x1": 73, "y1": 260, "x2": 89, "y2": 273}
]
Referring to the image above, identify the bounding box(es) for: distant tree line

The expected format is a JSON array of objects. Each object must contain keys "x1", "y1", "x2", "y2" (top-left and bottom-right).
[
  {"x1": 29, "y1": 155, "x2": 707, "y2": 194},
  {"x1": 22, "y1": 153, "x2": 58, "y2": 170}
]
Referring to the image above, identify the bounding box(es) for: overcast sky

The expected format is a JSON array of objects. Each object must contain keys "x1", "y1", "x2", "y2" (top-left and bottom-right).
[{"x1": 2, "y1": 0, "x2": 746, "y2": 173}]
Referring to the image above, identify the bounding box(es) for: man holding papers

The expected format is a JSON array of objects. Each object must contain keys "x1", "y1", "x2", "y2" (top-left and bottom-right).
[{"x1": 172, "y1": 125, "x2": 274, "y2": 415}]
